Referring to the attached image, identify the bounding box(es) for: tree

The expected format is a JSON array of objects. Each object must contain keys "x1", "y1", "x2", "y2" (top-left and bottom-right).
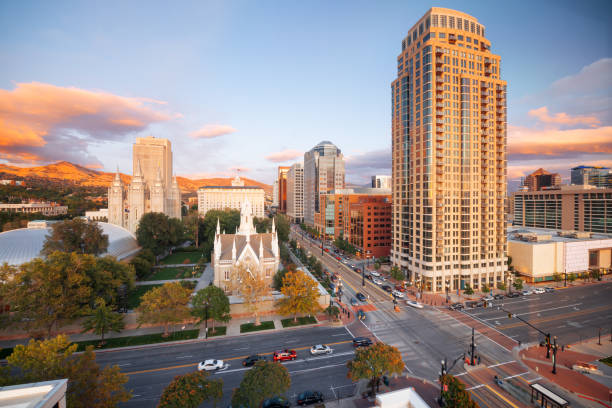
[
  {"x1": 191, "y1": 285, "x2": 231, "y2": 332},
  {"x1": 0, "y1": 335, "x2": 130, "y2": 407},
  {"x1": 158, "y1": 371, "x2": 222, "y2": 408},
  {"x1": 463, "y1": 284, "x2": 474, "y2": 295},
  {"x1": 230, "y1": 261, "x2": 272, "y2": 326},
  {"x1": 136, "y1": 282, "x2": 192, "y2": 336},
  {"x1": 347, "y1": 342, "x2": 404, "y2": 397},
  {"x1": 274, "y1": 214, "x2": 290, "y2": 242},
  {"x1": 481, "y1": 283, "x2": 490, "y2": 294},
  {"x1": 276, "y1": 270, "x2": 321, "y2": 322},
  {"x1": 513, "y1": 278, "x2": 524, "y2": 291},
  {"x1": 390, "y1": 266, "x2": 404, "y2": 281},
  {"x1": 42, "y1": 218, "x2": 109, "y2": 256},
  {"x1": 81, "y1": 298, "x2": 125, "y2": 344},
  {"x1": 231, "y1": 361, "x2": 290, "y2": 407},
  {"x1": 136, "y1": 212, "x2": 182, "y2": 256},
  {"x1": 440, "y1": 374, "x2": 478, "y2": 408}
]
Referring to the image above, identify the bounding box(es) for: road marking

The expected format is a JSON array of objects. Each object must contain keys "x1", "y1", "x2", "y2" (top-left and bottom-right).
[{"x1": 488, "y1": 360, "x2": 515, "y2": 368}]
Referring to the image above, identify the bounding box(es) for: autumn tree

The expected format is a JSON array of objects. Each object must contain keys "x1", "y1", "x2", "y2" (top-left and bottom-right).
[
  {"x1": 230, "y1": 261, "x2": 272, "y2": 326},
  {"x1": 231, "y1": 361, "x2": 290, "y2": 407},
  {"x1": 347, "y1": 342, "x2": 404, "y2": 397},
  {"x1": 136, "y1": 212, "x2": 183, "y2": 256},
  {"x1": 158, "y1": 371, "x2": 223, "y2": 408},
  {"x1": 191, "y1": 285, "x2": 231, "y2": 332},
  {"x1": 136, "y1": 282, "x2": 192, "y2": 336},
  {"x1": 277, "y1": 270, "x2": 321, "y2": 322},
  {"x1": 0, "y1": 335, "x2": 131, "y2": 407},
  {"x1": 440, "y1": 374, "x2": 479, "y2": 408},
  {"x1": 42, "y1": 218, "x2": 109, "y2": 256},
  {"x1": 81, "y1": 298, "x2": 125, "y2": 344}
]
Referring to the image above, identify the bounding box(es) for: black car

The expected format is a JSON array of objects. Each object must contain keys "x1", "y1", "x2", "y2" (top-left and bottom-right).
[
  {"x1": 262, "y1": 397, "x2": 290, "y2": 408},
  {"x1": 506, "y1": 292, "x2": 520, "y2": 298},
  {"x1": 242, "y1": 354, "x2": 266, "y2": 367},
  {"x1": 381, "y1": 285, "x2": 393, "y2": 293},
  {"x1": 449, "y1": 303, "x2": 464, "y2": 311},
  {"x1": 353, "y1": 337, "x2": 373, "y2": 347},
  {"x1": 296, "y1": 390, "x2": 323, "y2": 406},
  {"x1": 493, "y1": 294, "x2": 505, "y2": 300},
  {"x1": 356, "y1": 292, "x2": 367, "y2": 302}
]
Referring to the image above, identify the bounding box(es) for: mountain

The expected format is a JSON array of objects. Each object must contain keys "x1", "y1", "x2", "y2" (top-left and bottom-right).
[{"x1": 0, "y1": 161, "x2": 271, "y2": 195}]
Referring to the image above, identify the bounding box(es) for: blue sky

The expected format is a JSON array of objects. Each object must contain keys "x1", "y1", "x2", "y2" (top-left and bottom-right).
[{"x1": 1, "y1": 0, "x2": 610, "y2": 187}]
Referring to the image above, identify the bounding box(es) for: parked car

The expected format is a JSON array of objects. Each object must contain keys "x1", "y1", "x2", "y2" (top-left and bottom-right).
[
  {"x1": 449, "y1": 303, "x2": 464, "y2": 311},
  {"x1": 262, "y1": 397, "x2": 290, "y2": 408},
  {"x1": 544, "y1": 287, "x2": 555, "y2": 293},
  {"x1": 353, "y1": 337, "x2": 373, "y2": 347},
  {"x1": 506, "y1": 292, "x2": 520, "y2": 298},
  {"x1": 296, "y1": 390, "x2": 324, "y2": 406},
  {"x1": 493, "y1": 294, "x2": 505, "y2": 300},
  {"x1": 370, "y1": 271, "x2": 381, "y2": 277},
  {"x1": 273, "y1": 349, "x2": 297, "y2": 362},
  {"x1": 198, "y1": 359, "x2": 225, "y2": 371},
  {"x1": 392, "y1": 290, "x2": 405, "y2": 298},
  {"x1": 242, "y1": 355, "x2": 266, "y2": 367},
  {"x1": 381, "y1": 285, "x2": 393, "y2": 293},
  {"x1": 350, "y1": 297, "x2": 358, "y2": 306},
  {"x1": 356, "y1": 292, "x2": 367, "y2": 302},
  {"x1": 310, "y1": 344, "x2": 333, "y2": 355},
  {"x1": 406, "y1": 300, "x2": 424, "y2": 309},
  {"x1": 533, "y1": 288, "x2": 545, "y2": 294}
]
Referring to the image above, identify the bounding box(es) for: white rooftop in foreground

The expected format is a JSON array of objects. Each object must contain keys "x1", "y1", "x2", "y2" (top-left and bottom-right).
[
  {"x1": 0, "y1": 221, "x2": 140, "y2": 265},
  {"x1": 0, "y1": 379, "x2": 67, "y2": 408}
]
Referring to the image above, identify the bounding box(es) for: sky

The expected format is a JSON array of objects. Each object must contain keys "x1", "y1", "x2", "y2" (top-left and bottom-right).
[{"x1": 0, "y1": 0, "x2": 611, "y2": 189}]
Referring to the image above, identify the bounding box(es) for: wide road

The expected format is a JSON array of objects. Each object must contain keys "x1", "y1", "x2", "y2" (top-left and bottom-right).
[
  {"x1": 98, "y1": 325, "x2": 356, "y2": 407},
  {"x1": 461, "y1": 281, "x2": 612, "y2": 346}
]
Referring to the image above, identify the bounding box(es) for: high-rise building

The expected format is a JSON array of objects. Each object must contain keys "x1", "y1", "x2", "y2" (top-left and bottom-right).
[
  {"x1": 523, "y1": 168, "x2": 561, "y2": 191},
  {"x1": 372, "y1": 175, "x2": 392, "y2": 189},
  {"x1": 391, "y1": 8, "x2": 507, "y2": 293},
  {"x1": 277, "y1": 166, "x2": 290, "y2": 213},
  {"x1": 303, "y1": 141, "x2": 345, "y2": 226},
  {"x1": 571, "y1": 166, "x2": 611, "y2": 188},
  {"x1": 108, "y1": 137, "x2": 181, "y2": 234},
  {"x1": 286, "y1": 162, "x2": 304, "y2": 224}
]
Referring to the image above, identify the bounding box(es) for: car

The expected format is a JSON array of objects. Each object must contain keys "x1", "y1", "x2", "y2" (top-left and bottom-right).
[
  {"x1": 449, "y1": 303, "x2": 464, "y2": 311},
  {"x1": 198, "y1": 359, "x2": 225, "y2": 371},
  {"x1": 273, "y1": 349, "x2": 297, "y2": 362},
  {"x1": 370, "y1": 271, "x2": 381, "y2": 277},
  {"x1": 356, "y1": 292, "x2": 367, "y2": 302},
  {"x1": 522, "y1": 289, "x2": 533, "y2": 296},
  {"x1": 493, "y1": 294, "x2": 505, "y2": 300},
  {"x1": 544, "y1": 287, "x2": 555, "y2": 293},
  {"x1": 310, "y1": 344, "x2": 333, "y2": 355},
  {"x1": 394, "y1": 285, "x2": 406, "y2": 292},
  {"x1": 350, "y1": 297, "x2": 358, "y2": 306},
  {"x1": 381, "y1": 285, "x2": 393, "y2": 293},
  {"x1": 533, "y1": 288, "x2": 545, "y2": 294},
  {"x1": 242, "y1": 354, "x2": 266, "y2": 367},
  {"x1": 373, "y1": 278, "x2": 383, "y2": 285},
  {"x1": 506, "y1": 292, "x2": 520, "y2": 298},
  {"x1": 262, "y1": 397, "x2": 290, "y2": 408},
  {"x1": 297, "y1": 390, "x2": 324, "y2": 405},
  {"x1": 406, "y1": 300, "x2": 424, "y2": 309},
  {"x1": 353, "y1": 337, "x2": 373, "y2": 347},
  {"x1": 392, "y1": 290, "x2": 405, "y2": 298}
]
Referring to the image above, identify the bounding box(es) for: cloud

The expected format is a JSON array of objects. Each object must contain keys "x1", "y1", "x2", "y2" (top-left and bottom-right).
[
  {"x1": 528, "y1": 106, "x2": 600, "y2": 127},
  {"x1": 264, "y1": 149, "x2": 302, "y2": 163},
  {"x1": 0, "y1": 82, "x2": 174, "y2": 165},
  {"x1": 189, "y1": 124, "x2": 236, "y2": 139}
]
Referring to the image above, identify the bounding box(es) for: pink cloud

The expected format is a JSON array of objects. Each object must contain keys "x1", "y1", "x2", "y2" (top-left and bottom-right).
[
  {"x1": 264, "y1": 149, "x2": 302, "y2": 163},
  {"x1": 528, "y1": 106, "x2": 600, "y2": 127},
  {"x1": 189, "y1": 124, "x2": 236, "y2": 139}
]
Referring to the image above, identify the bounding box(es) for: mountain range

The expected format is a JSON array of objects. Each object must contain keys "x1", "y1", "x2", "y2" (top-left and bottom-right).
[{"x1": 0, "y1": 161, "x2": 271, "y2": 195}]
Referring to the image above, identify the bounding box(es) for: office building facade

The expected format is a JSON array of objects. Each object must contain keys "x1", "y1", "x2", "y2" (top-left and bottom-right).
[{"x1": 286, "y1": 162, "x2": 304, "y2": 224}]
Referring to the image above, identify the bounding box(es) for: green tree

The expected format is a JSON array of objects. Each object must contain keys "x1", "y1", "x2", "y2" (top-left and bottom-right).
[
  {"x1": 390, "y1": 266, "x2": 404, "y2": 281},
  {"x1": 463, "y1": 284, "x2": 474, "y2": 295},
  {"x1": 81, "y1": 298, "x2": 125, "y2": 344},
  {"x1": 136, "y1": 212, "x2": 182, "y2": 256},
  {"x1": 347, "y1": 342, "x2": 404, "y2": 397},
  {"x1": 274, "y1": 214, "x2": 290, "y2": 242},
  {"x1": 440, "y1": 374, "x2": 478, "y2": 408},
  {"x1": 136, "y1": 282, "x2": 192, "y2": 336},
  {"x1": 277, "y1": 270, "x2": 322, "y2": 322},
  {"x1": 231, "y1": 361, "x2": 290, "y2": 407},
  {"x1": 0, "y1": 335, "x2": 131, "y2": 407},
  {"x1": 481, "y1": 283, "x2": 490, "y2": 294},
  {"x1": 158, "y1": 371, "x2": 222, "y2": 408},
  {"x1": 191, "y1": 285, "x2": 231, "y2": 332},
  {"x1": 513, "y1": 278, "x2": 524, "y2": 291},
  {"x1": 42, "y1": 218, "x2": 109, "y2": 256}
]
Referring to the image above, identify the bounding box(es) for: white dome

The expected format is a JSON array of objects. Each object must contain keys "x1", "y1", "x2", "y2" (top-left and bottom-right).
[{"x1": 0, "y1": 222, "x2": 140, "y2": 266}]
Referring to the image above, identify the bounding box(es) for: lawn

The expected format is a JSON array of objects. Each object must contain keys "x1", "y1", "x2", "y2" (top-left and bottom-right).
[
  {"x1": 127, "y1": 284, "x2": 163, "y2": 309},
  {"x1": 144, "y1": 267, "x2": 201, "y2": 281},
  {"x1": 281, "y1": 316, "x2": 317, "y2": 328},
  {"x1": 160, "y1": 251, "x2": 204, "y2": 265},
  {"x1": 240, "y1": 321, "x2": 275, "y2": 333}
]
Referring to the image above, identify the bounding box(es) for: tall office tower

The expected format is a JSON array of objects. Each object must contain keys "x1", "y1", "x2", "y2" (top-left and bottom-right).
[
  {"x1": 571, "y1": 166, "x2": 611, "y2": 188},
  {"x1": 524, "y1": 168, "x2": 561, "y2": 191},
  {"x1": 372, "y1": 175, "x2": 392, "y2": 189},
  {"x1": 277, "y1": 166, "x2": 290, "y2": 213},
  {"x1": 286, "y1": 162, "x2": 304, "y2": 223},
  {"x1": 303, "y1": 141, "x2": 345, "y2": 227},
  {"x1": 391, "y1": 8, "x2": 507, "y2": 293}
]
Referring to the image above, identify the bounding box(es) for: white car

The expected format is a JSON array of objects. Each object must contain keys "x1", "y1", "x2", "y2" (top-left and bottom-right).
[
  {"x1": 533, "y1": 288, "x2": 545, "y2": 294},
  {"x1": 198, "y1": 359, "x2": 226, "y2": 371},
  {"x1": 373, "y1": 278, "x2": 383, "y2": 285},
  {"x1": 310, "y1": 344, "x2": 333, "y2": 355},
  {"x1": 370, "y1": 271, "x2": 381, "y2": 277},
  {"x1": 392, "y1": 290, "x2": 405, "y2": 298},
  {"x1": 406, "y1": 300, "x2": 424, "y2": 309}
]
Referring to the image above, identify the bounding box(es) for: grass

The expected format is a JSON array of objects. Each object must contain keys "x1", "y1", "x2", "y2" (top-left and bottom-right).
[
  {"x1": 144, "y1": 267, "x2": 201, "y2": 281},
  {"x1": 160, "y1": 251, "x2": 204, "y2": 265},
  {"x1": 205, "y1": 326, "x2": 227, "y2": 337},
  {"x1": 600, "y1": 356, "x2": 612, "y2": 367},
  {"x1": 240, "y1": 321, "x2": 275, "y2": 333},
  {"x1": 281, "y1": 316, "x2": 317, "y2": 328},
  {"x1": 127, "y1": 284, "x2": 163, "y2": 309}
]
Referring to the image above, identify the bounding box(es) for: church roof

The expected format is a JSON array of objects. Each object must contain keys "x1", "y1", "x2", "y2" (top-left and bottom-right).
[{"x1": 217, "y1": 233, "x2": 276, "y2": 261}]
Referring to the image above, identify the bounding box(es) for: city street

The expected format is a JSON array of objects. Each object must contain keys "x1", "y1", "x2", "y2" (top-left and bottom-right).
[{"x1": 98, "y1": 325, "x2": 356, "y2": 407}]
